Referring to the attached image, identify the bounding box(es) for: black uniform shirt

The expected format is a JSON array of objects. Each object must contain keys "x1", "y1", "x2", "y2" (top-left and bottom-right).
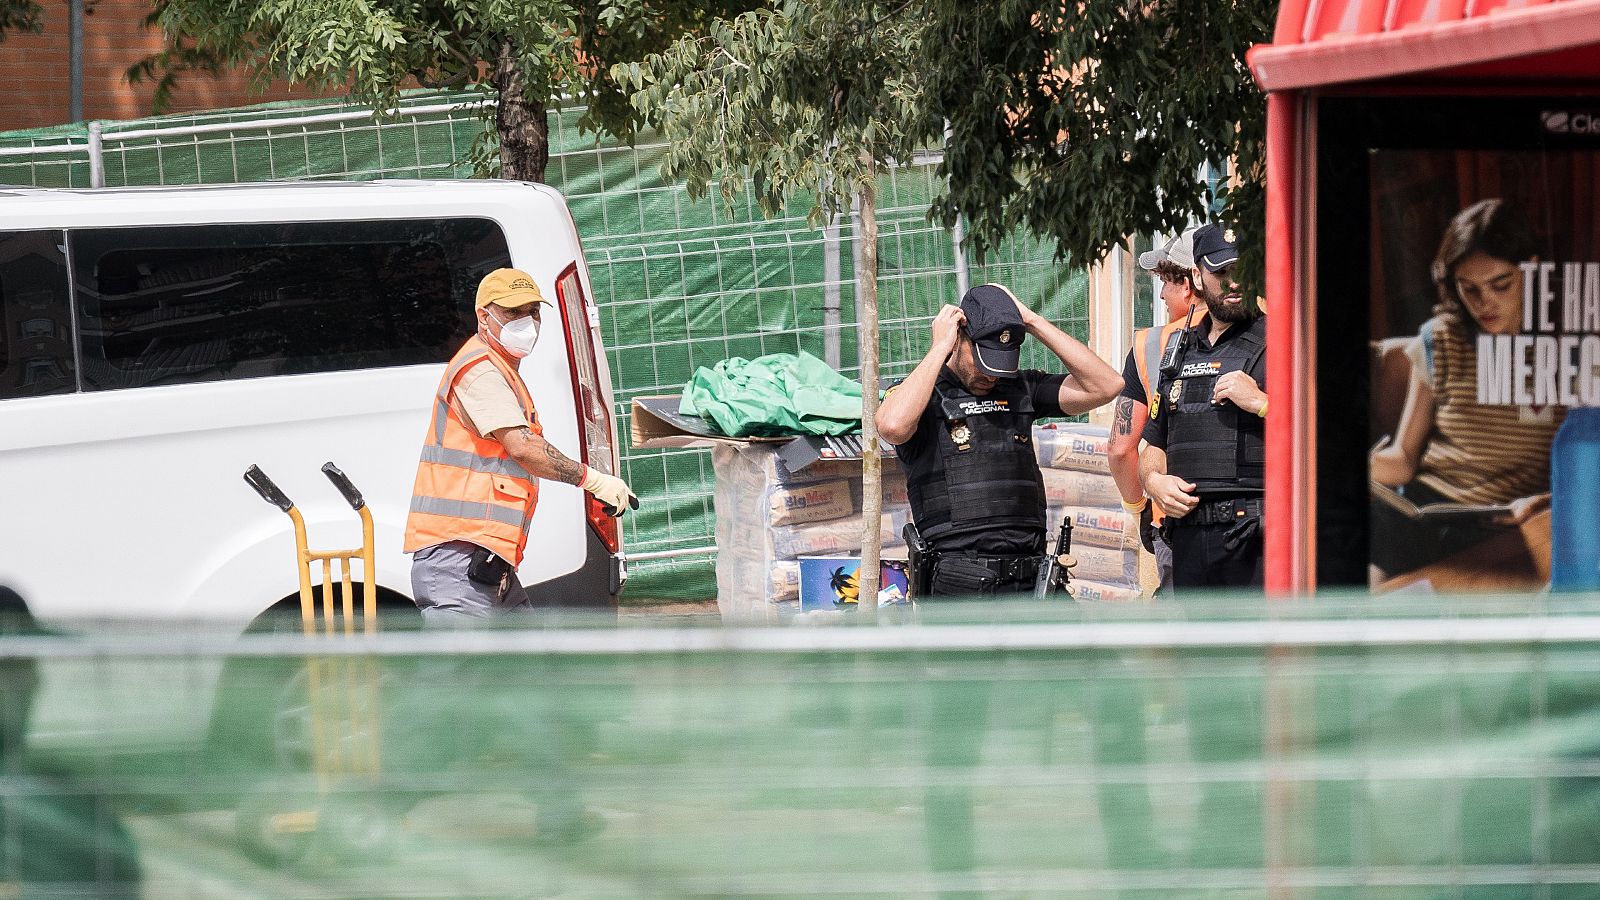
[
  {"x1": 892, "y1": 368, "x2": 1068, "y2": 555},
  {"x1": 1119, "y1": 348, "x2": 1147, "y2": 406},
  {"x1": 1142, "y1": 314, "x2": 1267, "y2": 495}
]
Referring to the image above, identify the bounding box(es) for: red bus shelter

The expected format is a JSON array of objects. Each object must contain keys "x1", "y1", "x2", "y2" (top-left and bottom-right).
[{"x1": 1248, "y1": 0, "x2": 1600, "y2": 594}]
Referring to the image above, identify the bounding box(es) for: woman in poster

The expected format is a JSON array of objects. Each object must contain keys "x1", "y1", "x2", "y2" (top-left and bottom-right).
[{"x1": 1369, "y1": 198, "x2": 1565, "y2": 580}]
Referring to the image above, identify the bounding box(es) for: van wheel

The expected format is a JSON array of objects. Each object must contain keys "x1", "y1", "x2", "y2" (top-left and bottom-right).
[
  {"x1": 245, "y1": 585, "x2": 418, "y2": 635},
  {"x1": 315, "y1": 792, "x2": 404, "y2": 865},
  {"x1": 235, "y1": 790, "x2": 403, "y2": 869},
  {"x1": 267, "y1": 660, "x2": 393, "y2": 771},
  {"x1": 235, "y1": 790, "x2": 318, "y2": 868},
  {"x1": 208, "y1": 587, "x2": 412, "y2": 777}
]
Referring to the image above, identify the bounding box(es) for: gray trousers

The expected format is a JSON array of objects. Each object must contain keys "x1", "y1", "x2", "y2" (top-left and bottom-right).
[{"x1": 410, "y1": 540, "x2": 531, "y2": 626}]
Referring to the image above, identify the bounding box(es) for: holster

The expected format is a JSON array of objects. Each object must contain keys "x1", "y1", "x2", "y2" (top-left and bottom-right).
[
  {"x1": 466, "y1": 545, "x2": 512, "y2": 588},
  {"x1": 902, "y1": 522, "x2": 932, "y2": 600}
]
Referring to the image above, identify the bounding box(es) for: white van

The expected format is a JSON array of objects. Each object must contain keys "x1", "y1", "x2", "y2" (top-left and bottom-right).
[{"x1": 0, "y1": 180, "x2": 626, "y2": 629}]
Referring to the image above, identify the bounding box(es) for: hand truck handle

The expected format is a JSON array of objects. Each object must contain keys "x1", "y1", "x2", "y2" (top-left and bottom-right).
[
  {"x1": 321, "y1": 461, "x2": 366, "y2": 511},
  {"x1": 243, "y1": 465, "x2": 295, "y2": 513}
]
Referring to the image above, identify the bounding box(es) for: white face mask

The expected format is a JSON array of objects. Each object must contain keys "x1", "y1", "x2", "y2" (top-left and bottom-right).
[{"x1": 487, "y1": 308, "x2": 540, "y2": 359}]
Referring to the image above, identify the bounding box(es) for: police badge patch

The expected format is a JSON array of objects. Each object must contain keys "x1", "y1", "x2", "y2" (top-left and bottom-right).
[
  {"x1": 1149, "y1": 394, "x2": 1160, "y2": 419},
  {"x1": 950, "y1": 422, "x2": 973, "y2": 450},
  {"x1": 1169, "y1": 378, "x2": 1183, "y2": 406}
]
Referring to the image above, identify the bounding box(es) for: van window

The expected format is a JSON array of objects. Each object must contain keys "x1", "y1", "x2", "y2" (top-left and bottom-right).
[
  {"x1": 69, "y1": 219, "x2": 512, "y2": 391},
  {"x1": 0, "y1": 230, "x2": 75, "y2": 400}
]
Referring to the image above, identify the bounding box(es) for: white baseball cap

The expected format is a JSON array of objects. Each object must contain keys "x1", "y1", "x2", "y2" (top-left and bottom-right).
[{"x1": 1137, "y1": 226, "x2": 1199, "y2": 272}]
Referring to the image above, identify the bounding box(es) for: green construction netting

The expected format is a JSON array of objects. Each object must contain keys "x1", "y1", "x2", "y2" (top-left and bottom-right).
[
  {"x1": 0, "y1": 91, "x2": 1089, "y2": 601},
  {"x1": 3, "y1": 597, "x2": 1600, "y2": 896}
]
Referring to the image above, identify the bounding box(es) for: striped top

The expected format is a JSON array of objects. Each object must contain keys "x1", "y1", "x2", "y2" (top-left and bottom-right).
[{"x1": 1414, "y1": 316, "x2": 1564, "y2": 505}]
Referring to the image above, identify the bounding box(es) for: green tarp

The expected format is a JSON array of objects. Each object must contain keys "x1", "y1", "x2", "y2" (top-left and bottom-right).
[{"x1": 679, "y1": 350, "x2": 865, "y2": 437}]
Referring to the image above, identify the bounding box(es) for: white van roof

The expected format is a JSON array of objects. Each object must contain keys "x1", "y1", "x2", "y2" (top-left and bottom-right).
[{"x1": 0, "y1": 179, "x2": 570, "y2": 229}]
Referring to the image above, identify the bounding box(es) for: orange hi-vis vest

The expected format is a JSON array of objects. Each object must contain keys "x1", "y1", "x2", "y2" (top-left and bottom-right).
[
  {"x1": 1132, "y1": 306, "x2": 1208, "y2": 410},
  {"x1": 404, "y1": 335, "x2": 541, "y2": 566},
  {"x1": 1130, "y1": 306, "x2": 1207, "y2": 526}
]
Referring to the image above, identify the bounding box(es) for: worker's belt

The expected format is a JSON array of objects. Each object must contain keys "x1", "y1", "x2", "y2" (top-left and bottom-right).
[
  {"x1": 930, "y1": 552, "x2": 1043, "y2": 583},
  {"x1": 1177, "y1": 496, "x2": 1264, "y2": 527}
]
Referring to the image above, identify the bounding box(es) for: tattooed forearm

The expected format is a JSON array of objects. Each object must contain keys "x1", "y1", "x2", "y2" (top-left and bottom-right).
[
  {"x1": 1113, "y1": 397, "x2": 1133, "y2": 437},
  {"x1": 542, "y1": 439, "x2": 585, "y2": 485},
  {"x1": 498, "y1": 426, "x2": 587, "y2": 485}
]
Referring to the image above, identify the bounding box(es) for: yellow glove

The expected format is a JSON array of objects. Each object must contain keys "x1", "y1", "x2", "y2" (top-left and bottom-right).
[{"x1": 581, "y1": 467, "x2": 638, "y2": 517}]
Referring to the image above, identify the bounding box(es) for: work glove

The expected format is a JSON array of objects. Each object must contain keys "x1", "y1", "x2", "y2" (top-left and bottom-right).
[
  {"x1": 581, "y1": 467, "x2": 639, "y2": 517},
  {"x1": 1139, "y1": 502, "x2": 1157, "y2": 554}
]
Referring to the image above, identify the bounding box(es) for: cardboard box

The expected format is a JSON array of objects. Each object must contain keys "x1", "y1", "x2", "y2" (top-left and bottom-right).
[
  {"x1": 630, "y1": 395, "x2": 789, "y2": 450},
  {"x1": 798, "y1": 556, "x2": 910, "y2": 611},
  {"x1": 631, "y1": 395, "x2": 896, "y2": 464}
]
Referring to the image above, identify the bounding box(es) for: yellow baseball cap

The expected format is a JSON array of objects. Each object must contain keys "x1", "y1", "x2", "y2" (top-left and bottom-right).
[{"x1": 475, "y1": 268, "x2": 552, "y2": 309}]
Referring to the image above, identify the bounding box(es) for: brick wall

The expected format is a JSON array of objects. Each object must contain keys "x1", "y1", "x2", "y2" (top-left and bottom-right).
[{"x1": 0, "y1": 0, "x2": 332, "y2": 132}]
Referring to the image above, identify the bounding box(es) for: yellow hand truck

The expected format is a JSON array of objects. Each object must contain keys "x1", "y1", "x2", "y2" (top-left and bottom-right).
[
  {"x1": 240, "y1": 462, "x2": 386, "y2": 865},
  {"x1": 244, "y1": 462, "x2": 377, "y2": 637}
]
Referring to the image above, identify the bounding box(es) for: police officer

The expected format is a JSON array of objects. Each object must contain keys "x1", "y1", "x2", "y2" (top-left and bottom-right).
[
  {"x1": 1110, "y1": 226, "x2": 1205, "y2": 596},
  {"x1": 876, "y1": 283, "x2": 1123, "y2": 597},
  {"x1": 1139, "y1": 225, "x2": 1268, "y2": 590}
]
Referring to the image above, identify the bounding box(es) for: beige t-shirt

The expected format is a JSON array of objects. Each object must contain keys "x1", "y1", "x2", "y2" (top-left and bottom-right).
[{"x1": 454, "y1": 360, "x2": 529, "y2": 439}]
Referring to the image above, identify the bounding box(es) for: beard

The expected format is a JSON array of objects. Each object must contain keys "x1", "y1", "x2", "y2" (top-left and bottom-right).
[{"x1": 1196, "y1": 278, "x2": 1254, "y2": 324}]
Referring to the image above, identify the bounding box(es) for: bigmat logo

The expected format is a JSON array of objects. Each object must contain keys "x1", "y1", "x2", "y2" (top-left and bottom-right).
[{"x1": 1543, "y1": 110, "x2": 1600, "y2": 135}]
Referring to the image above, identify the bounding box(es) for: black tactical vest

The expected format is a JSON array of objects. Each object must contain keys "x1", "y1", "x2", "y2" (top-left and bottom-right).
[
  {"x1": 1162, "y1": 317, "x2": 1266, "y2": 492},
  {"x1": 904, "y1": 377, "x2": 1047, "y2": 542}
]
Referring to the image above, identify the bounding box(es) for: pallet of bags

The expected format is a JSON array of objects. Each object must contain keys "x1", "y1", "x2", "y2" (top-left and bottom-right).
[
  {"x1": 711, "y1": 442, "x2": 910, "y2": 623},
  {"x1": 1032, "y1": 420, "x2": 1146, "y2": 599}
]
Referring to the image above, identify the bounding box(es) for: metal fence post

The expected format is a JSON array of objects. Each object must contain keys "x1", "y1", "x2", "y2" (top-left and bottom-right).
[
  {"x1": 952, "y1": 213, "x2": 970, "y2": 299},
  {"x1": 87, "y1": 121, "x2": 105, "y2": 188},
  {"x1": 945, "y1": 123, "x2": 970, "y2": 299},
  {"x1": 69, "y1": 0, "x2": 84, "y2": 123},
  {"x1": 823, "y1": 208, "x2": 843, "y2": 370}
]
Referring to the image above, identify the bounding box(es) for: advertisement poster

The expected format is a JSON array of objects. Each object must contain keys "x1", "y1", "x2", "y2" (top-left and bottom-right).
[
  {"x1": 797, "y1": 556, "x2": 911, "y2": 610},
  {"x1": 1368, "y1": 147, "x2": 1600, "y2": 592}
]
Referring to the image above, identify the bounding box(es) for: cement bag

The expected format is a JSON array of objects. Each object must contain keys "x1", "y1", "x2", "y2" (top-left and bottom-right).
[
  {"x1": 1033, "y1": 422, "x2": 1111, "y2": 474},
  {"x1": 775, "y1": 457, "x2": 864, "y2": 486},
  {"x1": 768, "y1": 479, "x2": 854, "y2": 526},
  {"x1": 1069, "y1": 578, "x2": 1144, "y2": 603},
  {"x1": 770, "y1": 560, "x2": 801, "y2": 602},
  {"x1": 1055, "y1": 505, "x2": 1136, "y2": 551},
  {"x1": 1042, "y1": 467, "x2": 1122, "y2": 509},
  {"x1": 848, "y1": 470, "x2": 911, "y2": 511},
  {"x1": 1065, "y1": 544, "x2": 1137, "y2": 587},
  {"x1": 772, "y1": 513, "x2": 901, "y2": 559}
]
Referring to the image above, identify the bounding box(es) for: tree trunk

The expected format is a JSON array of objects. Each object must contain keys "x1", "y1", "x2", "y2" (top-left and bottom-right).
[
  {"x1": 493, "y1": 39, "x2": 548, "y2": 183},
  {"x1": 855, "y1": 154, "x2": 882, "y2": 620}
]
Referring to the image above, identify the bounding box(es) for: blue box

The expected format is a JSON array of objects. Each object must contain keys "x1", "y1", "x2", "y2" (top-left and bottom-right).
[{"x1": 797, "y1": 556, "x2": 910, "y2": 611}]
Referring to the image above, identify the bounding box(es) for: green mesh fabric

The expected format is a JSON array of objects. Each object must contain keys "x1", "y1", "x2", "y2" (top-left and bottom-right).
[{"x1": 2, "y1": 597, "x2": 1599, "y2": 895}]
